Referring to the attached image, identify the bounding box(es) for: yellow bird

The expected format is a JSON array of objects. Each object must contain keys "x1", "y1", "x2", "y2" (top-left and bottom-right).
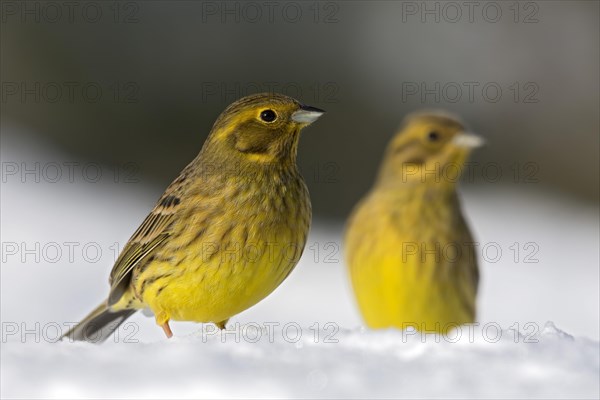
[
  {"x1": 64, "y1": 93, "x2": 325, "y2": 342},
  {"x1": 344, "y1": 111, "x2": 482, "y2": 333}
]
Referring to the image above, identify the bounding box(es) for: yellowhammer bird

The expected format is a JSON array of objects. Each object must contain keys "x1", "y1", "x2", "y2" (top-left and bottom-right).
[
  {"x1": 63, "y1": 93, "x2": 324, "y2": 342},
  {"x1": 344, "y1": 111, "x2": 482, "y2": 333}
]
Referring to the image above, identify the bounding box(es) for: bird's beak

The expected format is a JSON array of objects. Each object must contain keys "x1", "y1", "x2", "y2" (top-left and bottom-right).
[
  {"x1": 452, "y1": 132, "x2": 485, "y2": 148},
  {"x1": 292, "y1": 104, "x2": 326, "y2": 125}
]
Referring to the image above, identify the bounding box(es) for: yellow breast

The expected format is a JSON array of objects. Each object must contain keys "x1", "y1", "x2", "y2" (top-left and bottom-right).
[
  {"x1": 345, "y1": 187, "x2": 478, "y2": 332},
  {"x1": 133, "y1": 173, "x2": 311, "y2": 325}
]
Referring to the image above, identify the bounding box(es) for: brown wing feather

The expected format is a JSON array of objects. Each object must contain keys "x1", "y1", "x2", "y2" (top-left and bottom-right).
[{"x1": 107, "y1": 174, "x2": 190, "y2": 306}]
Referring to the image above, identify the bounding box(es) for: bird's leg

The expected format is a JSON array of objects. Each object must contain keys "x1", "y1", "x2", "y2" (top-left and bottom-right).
[
  {"x1": 155, "y1": 311, "x2": 173, "y2": 338},
  {"x1": 215, "y1": 320, "x2": 228, "y2": 330},
  {"x1": 161, "y1": 321, "x2": 173, "y2": 338}
]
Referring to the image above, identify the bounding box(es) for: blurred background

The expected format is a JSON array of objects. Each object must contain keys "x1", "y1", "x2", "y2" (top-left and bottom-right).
[
  {"x1": 2, "y1": 0, "x2": 598, "y2": 213},
  {"x1": 2, "y1": 0, "x2": 599, "y2": 338}
]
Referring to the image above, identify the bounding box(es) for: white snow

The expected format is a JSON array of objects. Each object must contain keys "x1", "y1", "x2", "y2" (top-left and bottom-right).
[
  {"x1": 2, "y1": 323, "x2": 599, "y2": 399},
  {"x1": 1, "y1": 127, "x2": 599, "y2": 398}
]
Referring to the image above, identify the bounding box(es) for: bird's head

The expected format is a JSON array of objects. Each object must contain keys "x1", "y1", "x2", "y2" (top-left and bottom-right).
[
  {"x1": 378, "y1": 111, "x2": 483, "y2": 187},
  {"x1": 204, "y1": 93, "x2": 325, "y2": 166}
]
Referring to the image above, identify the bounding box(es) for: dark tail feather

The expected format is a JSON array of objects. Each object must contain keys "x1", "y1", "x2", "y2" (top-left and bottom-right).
[{"x1": 61, "y1": 301, "x2": 137, "y2": 343}]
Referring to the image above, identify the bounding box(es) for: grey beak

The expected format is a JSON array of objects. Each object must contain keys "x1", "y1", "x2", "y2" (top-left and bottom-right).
[
  {"x1": 452, "y1": 132, "x2": 485, "y2": 148},
  {"x1": 292, "y1": 104, "x2": 326, "y2": 124}
]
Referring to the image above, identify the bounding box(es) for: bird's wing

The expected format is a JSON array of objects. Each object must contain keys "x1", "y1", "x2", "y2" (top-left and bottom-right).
[{"x1": 107, "y1": 189, "x2": 184, "y2": 306}]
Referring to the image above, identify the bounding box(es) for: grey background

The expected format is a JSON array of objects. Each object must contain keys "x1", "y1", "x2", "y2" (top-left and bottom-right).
[{"x1": 2, "y1": 0, "x2": 598, "y2": 218}]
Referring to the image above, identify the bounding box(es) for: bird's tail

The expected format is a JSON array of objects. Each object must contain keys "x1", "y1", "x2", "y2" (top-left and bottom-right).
[{"x1": 61, "y1": 301, "x2": 137, "y2": 343}]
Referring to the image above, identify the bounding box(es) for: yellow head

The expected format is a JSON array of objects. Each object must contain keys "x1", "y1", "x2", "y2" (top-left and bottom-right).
[
  {"x1": 202, "y1": 93, "x2": 325, "y2": 166},
  {"x1": 377, "y1": 111, "x2": 483, "y2": 187}
]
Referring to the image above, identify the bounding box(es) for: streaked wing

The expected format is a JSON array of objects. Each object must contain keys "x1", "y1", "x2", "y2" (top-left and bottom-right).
[{"x1": 107, "y1": 186, "x2": 185, "y2": 306}]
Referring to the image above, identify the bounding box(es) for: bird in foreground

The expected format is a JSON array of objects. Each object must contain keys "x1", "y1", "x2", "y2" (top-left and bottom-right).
[
  {"x1": 63, "y1": 93, "x2": 324, "y2": 342},
  {"x1": 344, "y1": 111, "x2": 482, "y2": 333}
]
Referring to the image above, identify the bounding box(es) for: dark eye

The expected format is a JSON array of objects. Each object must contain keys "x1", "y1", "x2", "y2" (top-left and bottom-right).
[
  {"x1": 427, "y1": 131, "x2": 440, "y2": 141},
  {"x1": 260, "y1": 109, "x2": 277, "y2": 122}
]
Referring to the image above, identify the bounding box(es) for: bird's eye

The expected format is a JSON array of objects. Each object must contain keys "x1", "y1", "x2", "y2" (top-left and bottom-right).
[
  {"x1": 260, "y1": 109, "x2": 277, "y2": 123},
  {"x1": 427, "y1": 131, "x2": 440, "y2": 141}
]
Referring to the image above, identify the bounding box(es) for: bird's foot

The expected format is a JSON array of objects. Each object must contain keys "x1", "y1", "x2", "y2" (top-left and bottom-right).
[{"x1": 215, "y1": 320, "x2": 228, "y2": 330}]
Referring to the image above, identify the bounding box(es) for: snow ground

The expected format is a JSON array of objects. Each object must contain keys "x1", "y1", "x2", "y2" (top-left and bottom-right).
[
  {"x1": 2, "y1": 323, "x2": 598, "y2": 399},
  {"x1": 1, "y1": 129, "x2": 599, "y2": 398}
]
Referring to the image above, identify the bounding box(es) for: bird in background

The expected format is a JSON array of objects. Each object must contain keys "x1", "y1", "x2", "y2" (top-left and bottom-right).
[
  {"x1": 344, "y1": 111, "x2": 482, "y2": 333},
  {"x1": 63, "y1": 93, "x2": 325, "y2": 342}
]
